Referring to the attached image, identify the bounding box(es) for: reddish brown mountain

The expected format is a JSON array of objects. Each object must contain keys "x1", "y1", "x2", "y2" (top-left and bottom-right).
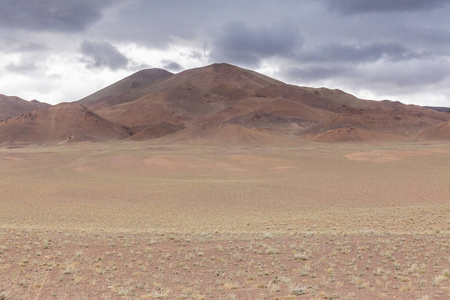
[
  {"x1": 73, "y1": 63, "x2": 450, "y2": 144},
  {"x1": 79, "y1": 63, "x2": 284, "y2": 135},
  {"x1": 0, "y1": 103, "x2": 130, "y2": 145},
  {"x1": 0, "y1": 94, "x2": 49, "y2": 121},
  {"x1": 2, "y1": 63, "x2": 450, "y2": 145}
]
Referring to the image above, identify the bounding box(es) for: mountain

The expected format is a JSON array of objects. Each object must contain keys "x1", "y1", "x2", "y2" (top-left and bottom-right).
[
  {"x1": 73, "y1": 63, "x2": 450, "y2": 144},
  {"x1": 0, "y1": 103, "x2": 130, "y2": 145},
  {"x1": 79, "y1": 63, "x2": 285, "y2": 134},
  {"x1": 0, "y1": 94, "x2": 49, "y2": 121},
  {"x1": 2, "y1": 63, "x2": 450, "y2": 145}
]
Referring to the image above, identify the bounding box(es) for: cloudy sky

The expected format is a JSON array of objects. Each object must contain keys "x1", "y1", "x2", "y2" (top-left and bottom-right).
[{"x1": 1, "y1": 0, "x2": 450, "y2": 107}]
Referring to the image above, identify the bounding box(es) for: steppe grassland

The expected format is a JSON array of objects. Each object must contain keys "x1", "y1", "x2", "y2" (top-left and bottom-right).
[{"x1": 0, "y1": 141, "x2": 449, "y2": 299}]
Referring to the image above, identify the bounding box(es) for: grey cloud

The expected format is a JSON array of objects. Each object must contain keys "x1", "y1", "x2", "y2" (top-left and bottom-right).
[
  {"x1": 278, "y1": 54, "x2": 450, "y2": 102},
  {"x1": 13, "y1": 43, "x2": 49, "y2": 53},
  {"x1": 365, "y1": 59, "x2": 450, "y2": 88},
  {"x1": 298, "y1": 43, "x2": 425, "y2": 64},
  {"x1": 282, "y1": 65, "x2": 354, "y2": 82},
  {"x1": 187, "y1": 50, "x2": 206, "y2": 61},
  {"x1": 0, "y1": 0, "x2": 116, "y2": 32},
  {"x1": 386, "y1": 26, "x2": 450, "y2": 49},
  {"x1": 210, "y1": 20, "x2": 302, "y2": 67},
  {"x1": 5, "y1": 62, "x2": 41, "y2": 73},
  {"x1": 128, "y1": 61, "x2": 151, "y2": 72},
  {"x1": 161, "y1": 60, "x2": 183, "y2": 72},
  {"x1": 96, "y1": 1, "x2": 302, "y2": 49},
  {"x1": 96, "y1": 0, "x2": 198, "y2": 48},
  {"x1": 307, "y1": 59, "x2": 450, "y2": 97},
  {"x1": 80, "y1": 41, "x2": 129, "y2": 70},
  {"x1": 324, "y1": 0, "x2": 449, "y2": 14}
]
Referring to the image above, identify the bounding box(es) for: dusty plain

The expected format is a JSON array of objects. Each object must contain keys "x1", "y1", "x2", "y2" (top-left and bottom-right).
[{"x1": 0, "y1": 141, "x2": 449, "y2": 299}]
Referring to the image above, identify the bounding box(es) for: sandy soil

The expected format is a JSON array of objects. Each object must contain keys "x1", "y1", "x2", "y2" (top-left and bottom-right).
[{"x1": 0, "y1": 141, "x2": 449, "y2": 299}]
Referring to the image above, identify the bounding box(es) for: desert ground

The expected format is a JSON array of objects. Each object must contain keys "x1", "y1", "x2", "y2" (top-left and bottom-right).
[{"x1": 0, "y1": 141, "x2": 449, "y2": 299}]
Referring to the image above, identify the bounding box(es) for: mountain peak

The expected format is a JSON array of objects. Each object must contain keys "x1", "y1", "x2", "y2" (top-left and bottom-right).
[
  {"x1": 78, "y1": 68, "x2": 173, "y2": 106},
  {"x1": 133, "y1": 68, "x2": 173, "y2": 77}
]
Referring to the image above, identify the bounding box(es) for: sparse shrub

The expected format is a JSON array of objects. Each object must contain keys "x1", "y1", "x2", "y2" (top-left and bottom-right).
[
  {"x1": 266, "y1": 247, "x2": 279, "y2": 255},
  {"x1": 117, "y1": 287, "x2": 129, "y2": 296},
  {"x1": 290, "y1": 285, "x2": 307, "y2": 295},
  {"x1": 152, "y1": 289, "x2": 169, "y2": 298},
  {"x1": 442, "y1": 268, "x2": 450, "y2": 277},
  {"x1": 294, "y1": 252, "x2": 308, "y2": 261},
  {"x1": 267, "y1": 281, "x2": 280, "y2": 293}
]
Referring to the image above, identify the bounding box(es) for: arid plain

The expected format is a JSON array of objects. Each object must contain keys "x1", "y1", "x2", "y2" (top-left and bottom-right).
[{"x1": 0, "y1": 140, "x2": 449, "y2": 299}]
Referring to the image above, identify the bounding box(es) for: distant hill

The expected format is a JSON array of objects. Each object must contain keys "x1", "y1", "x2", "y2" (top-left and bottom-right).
[
  {"x1": 425, "y1": 106, "x2": 450, "y2": 113},
  {"x1": 0, "y1": 94, "x2": 49, "y2": 121},
  {"x1": 0, "y1": 103, "x2": 130, "y2": 145}
]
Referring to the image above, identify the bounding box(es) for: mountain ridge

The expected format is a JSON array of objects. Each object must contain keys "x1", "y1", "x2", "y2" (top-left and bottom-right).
[{"x1": 1, "y1": 63, "x2": 450, "y2": 145}]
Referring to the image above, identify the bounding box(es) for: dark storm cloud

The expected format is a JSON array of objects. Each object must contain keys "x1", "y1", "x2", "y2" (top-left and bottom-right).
[
  {"x1": 0, "y1": 0, "x2": 116, "y2": 32},
  {"x1": 80, "y1": 41, "x2": 129, "y2": 70},
  {"x1": 298, "y1": 42, "x2": 425, "y2": 64},
  {"x1": 210, "y1": 20, "x2": 302, "y2": 67},
  {"x1": 161, "y1": 60, "x2": 183, "y2": 72},
  {"x1": 324, "y1": 0, "x2": 449, "y2": 14}
]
